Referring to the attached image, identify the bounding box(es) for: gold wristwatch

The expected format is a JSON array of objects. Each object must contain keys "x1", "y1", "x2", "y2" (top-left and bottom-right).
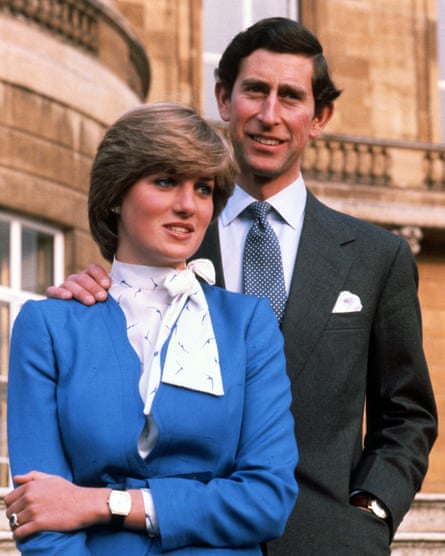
[
  {"x1": 351, "y1": 492, "x2": 388, "y2": 519},
  {"x1": 368, "y1": 497, "x2": 388, "y2": 519},
  {"x1": 107, "y1": 490, "x2": 132, "y2": 528}
]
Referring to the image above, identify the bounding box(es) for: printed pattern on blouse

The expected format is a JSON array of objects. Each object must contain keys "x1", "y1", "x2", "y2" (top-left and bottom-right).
[{"x1": 109, "y1": 259, "x2": 224, "y2": 423}]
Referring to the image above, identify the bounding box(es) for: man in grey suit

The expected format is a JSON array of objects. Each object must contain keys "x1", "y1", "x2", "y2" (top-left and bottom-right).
[{"x1": 49, "y1": 18, "x2": 437, "y2": 555}]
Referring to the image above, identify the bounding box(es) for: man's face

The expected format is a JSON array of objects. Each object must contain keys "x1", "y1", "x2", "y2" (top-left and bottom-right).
[{"x1": 216, "y1": 49, "x2": 332, "y2": 198}]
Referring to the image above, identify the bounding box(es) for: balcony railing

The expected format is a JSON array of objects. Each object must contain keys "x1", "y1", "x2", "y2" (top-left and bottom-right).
[
  {"x1": 1, "y1": 0, "x2": 98, "y2": 52},
  {"x1": 0, "y1": 0, "x2": 150, "y2": 98},
  {"x1": 303, "y1": 134, "x2": 445, "y2": 192}
]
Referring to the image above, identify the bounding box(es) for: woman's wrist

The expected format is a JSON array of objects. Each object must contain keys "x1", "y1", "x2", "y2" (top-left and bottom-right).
[
  {"x1": 123, "y1": 489, "x2": 146, "y2": 530},
  {"x1": 65, "y1": 486, "x2": 146, "y2": 531},
  {"x1": 79, "y1": 487, "x2": 112, "y2": 528}
]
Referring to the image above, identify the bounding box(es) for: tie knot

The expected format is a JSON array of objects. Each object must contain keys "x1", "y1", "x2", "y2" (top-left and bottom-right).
[{"x1": 246, "y1": 201, "x2": 271, "y2": 225}]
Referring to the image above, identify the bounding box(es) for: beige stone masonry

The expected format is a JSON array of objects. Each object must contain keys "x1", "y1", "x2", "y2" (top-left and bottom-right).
[{"x1": 0, "y1": 16, "x2": 142, "y2": 124}]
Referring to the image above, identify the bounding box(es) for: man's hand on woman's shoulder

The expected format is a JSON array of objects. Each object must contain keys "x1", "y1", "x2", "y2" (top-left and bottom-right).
[{"x1": 47, "y1": 264, "x2": 111, "y2": 305}]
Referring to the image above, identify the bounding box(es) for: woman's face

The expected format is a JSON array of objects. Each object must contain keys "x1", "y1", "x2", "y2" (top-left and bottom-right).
[{"x1": 115, "y1": 173, "x2": 215, "y2": 268}]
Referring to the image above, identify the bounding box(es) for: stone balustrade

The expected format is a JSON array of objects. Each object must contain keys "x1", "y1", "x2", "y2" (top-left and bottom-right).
[
  {"x1": 303, "y1": 134, "x2": 445, "y2": 192},
  {"x1": 296, "y1": 134, "x2": 445, "y2": 236},
  {"x1": 0, "y1": 0, "x2": 150, "y2": 99},
  {"x1": 2, "y1": 0, "x2": 98, "y2": 52}
]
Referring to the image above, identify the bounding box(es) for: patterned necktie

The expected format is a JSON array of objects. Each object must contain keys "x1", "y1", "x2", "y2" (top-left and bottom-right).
[{"x1": 242, "y1": 201, "x2": 287, "y2": 323}]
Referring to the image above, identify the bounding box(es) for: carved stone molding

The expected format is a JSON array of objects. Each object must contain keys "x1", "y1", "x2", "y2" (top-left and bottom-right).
[
  {"x1": 392, "y1": 226, "x2": 424, "y2": 255},
  {"x1": 0, "y1": 0, "x2": 150, "y2": 98}
]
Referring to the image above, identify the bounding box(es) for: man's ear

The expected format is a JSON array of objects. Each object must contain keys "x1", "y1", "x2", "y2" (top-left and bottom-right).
[
  {"x1": 215, "y1": 81, "x2": 231, "y2": 122},
  {"x1": 309, "y1": 104, "x2": 334, "y2": 138}
]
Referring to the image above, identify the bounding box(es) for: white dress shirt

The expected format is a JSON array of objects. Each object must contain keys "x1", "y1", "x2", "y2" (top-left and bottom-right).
[{"x1": 219, "y1": 174, "x2": 307, "y2": 293}]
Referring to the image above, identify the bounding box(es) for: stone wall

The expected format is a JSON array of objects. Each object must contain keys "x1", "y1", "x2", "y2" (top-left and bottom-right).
[
  {"x1": 0, "y1": 4, "x2": 149, "y2": 274},
  {"x1": 116, "y1": 0, "x2": 201, "y2": 107},
  {"x1": 301, "y1": 0, "x2": 441, "y2": 143}
]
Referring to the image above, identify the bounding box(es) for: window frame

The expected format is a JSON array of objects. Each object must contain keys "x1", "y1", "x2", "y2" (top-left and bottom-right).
[{"x1": 0, "y1": 211, "x2": 64, "y2": 491}]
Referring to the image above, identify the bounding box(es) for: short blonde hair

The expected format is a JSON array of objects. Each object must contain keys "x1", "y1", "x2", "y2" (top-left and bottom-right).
[{"x1": 89, "y1": 102, "x2": 237, "y2": 261}]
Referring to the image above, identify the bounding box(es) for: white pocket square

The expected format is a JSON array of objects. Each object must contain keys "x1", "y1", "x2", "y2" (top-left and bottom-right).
[{"x1": 332, "y1": 291, "x2": 363, "y2": 313}]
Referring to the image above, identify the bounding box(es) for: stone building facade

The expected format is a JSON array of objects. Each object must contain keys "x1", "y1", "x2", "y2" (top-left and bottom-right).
[
  {"x1": 299, "y1": 0, "x2": 445, "y2": 495},
  {"x1": 0, "y1": 0, "x2": 443, "y2": 552}
]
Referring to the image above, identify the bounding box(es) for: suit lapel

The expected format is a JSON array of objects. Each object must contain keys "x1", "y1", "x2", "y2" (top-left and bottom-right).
[
  {"x1": 281, "y1": 191, "x2": 356, "y2": 381},
  {"x1": 195, "y1": 193, "x2": 356, "y2": 382}
]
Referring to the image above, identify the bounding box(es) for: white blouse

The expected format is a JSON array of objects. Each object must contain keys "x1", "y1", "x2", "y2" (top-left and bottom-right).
[
  {"x1": 109, "y1": 258, "x2": 223, "y2": 456},
  {"x1": 109, "y1": 258, "x2": 222, "y2": 536}
]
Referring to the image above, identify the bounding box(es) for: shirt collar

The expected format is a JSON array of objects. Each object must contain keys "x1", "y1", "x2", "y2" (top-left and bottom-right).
[
  {"x1": 110, "y1": 259, "x2": 216, "y2": 292},
  {"x1": 220, "y1": 174, "x2": 307, "y2": 230},
  {"x1": 110, "y1": 259, "x2": 176, "y2": 291}
]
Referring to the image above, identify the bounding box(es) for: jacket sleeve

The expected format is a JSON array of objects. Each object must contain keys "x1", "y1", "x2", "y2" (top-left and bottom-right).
[
  {"x1": 7, "y1": 301, "x2": 92, "y2": 556},
  {"x1": 351, "y1": 238, "x2": 438, "y2": 533},
  {"x1": 149, "y1": 297, "x2": 298, "y2": 552}
]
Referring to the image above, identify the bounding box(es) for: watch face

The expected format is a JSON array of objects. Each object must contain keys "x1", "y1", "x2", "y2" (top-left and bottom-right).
[
  {"x1": 109, "y1": 490, "x2": 132, "y2": 516},
  {"x1": 370, "y1": 498, "x2": 388, "y2": 519}
]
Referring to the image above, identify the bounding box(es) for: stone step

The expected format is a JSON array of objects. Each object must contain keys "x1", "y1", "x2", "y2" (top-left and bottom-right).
[
  {"x1": 391, "y1": 494, "x2": 445, "y2": 555},
  {"x1": 0, "y1": 534, "x2": 17, "y2": 555},
  {"x1": 391, "y1": 535, "x2": 445, "y2": 556},
  {"x1": 396, "y1": 493, "x2": 445, "y2": 533}
]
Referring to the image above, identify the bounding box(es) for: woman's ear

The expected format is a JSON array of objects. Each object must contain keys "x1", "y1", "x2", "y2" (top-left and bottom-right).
[
  {"x1": 309, "y1": 104, "x2": 334, "y2": 139},
  {"x1": 215, "y1": 82, "x2": 231, "y2": 122}
]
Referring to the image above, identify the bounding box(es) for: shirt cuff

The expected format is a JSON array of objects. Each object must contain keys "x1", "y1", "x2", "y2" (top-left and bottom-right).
[{"x1": 141, "y1": 488, "x2": 160, "y2": 537}]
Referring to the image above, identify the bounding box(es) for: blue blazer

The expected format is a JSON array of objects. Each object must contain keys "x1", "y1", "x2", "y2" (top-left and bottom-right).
[{"x1": 8, "y1": 284, "x2": 298, "y2": 555}]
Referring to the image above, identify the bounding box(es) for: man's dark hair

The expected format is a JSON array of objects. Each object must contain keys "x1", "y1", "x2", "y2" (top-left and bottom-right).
[{"x1": 215, "y1": 17, "x2": 342, "y2": 116}]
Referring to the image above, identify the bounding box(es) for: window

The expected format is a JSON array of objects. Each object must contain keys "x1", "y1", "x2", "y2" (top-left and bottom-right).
[
  {"x1": 0, "y1": 213, "x2": 64, "y2": 487},
  {"x1": 202, "y1": 0, "x2": 299, "y2": 120}
]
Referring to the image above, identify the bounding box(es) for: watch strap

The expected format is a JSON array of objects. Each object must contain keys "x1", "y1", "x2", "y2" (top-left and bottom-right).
[{"x1": 110, "y1": 513, "x2": 126, "y2": 529}]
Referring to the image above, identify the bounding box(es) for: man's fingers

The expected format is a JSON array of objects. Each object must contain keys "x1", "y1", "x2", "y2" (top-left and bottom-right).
[
  {"x1": 46, "y1": 265, "x2": 110, "y2": 304},
  {"x1": 46, "y1": 285, "x2": 73, "y2": 300},
  {"x1": 47, "y1": 277, "x2": 101, "y2": 305},
  {"x1": 85, "y1": 264, "x2": 111, "y2": 288}
]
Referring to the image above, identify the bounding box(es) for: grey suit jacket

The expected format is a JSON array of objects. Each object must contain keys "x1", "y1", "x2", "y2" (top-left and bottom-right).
[{"x1": 194, "y1": 189, "x2": 437, "y2": 555}]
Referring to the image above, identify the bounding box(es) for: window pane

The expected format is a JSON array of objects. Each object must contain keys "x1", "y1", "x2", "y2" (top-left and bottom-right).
[
  {"x1": 22, "y1": 227, "x2": 54, "y2": 294},
  {"x1": 0, "y1": 402, "x2": 8, "y2": 487},
  {"x1": 0, "y1": 213, "x2": 62, "y2": 487},
  {"x1": 253, "y1": 0, "x2": 290, "y2": 21},
  {"x1": 0, "y1": 301, "x2": 9, "y2": 383},
  {"x1": 203, "y1": 1, "x2": 243, "y2": 52},
  {"x1": 0, "y1": 221, "x2": 10, "y2": 287},
  {"x1": 0, "y1": 301, "x2": 9, "y2": 487},
  {"x1": 202, "y1": 0, "x2": 297, "y2": 119},
  {"x1": 204, "y1": 59, "x2": 220, "y2": 120}
]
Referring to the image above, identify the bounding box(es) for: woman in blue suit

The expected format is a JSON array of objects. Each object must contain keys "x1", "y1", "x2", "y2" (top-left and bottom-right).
[{"x1": 5, "y1": 103, "x2": 298, "y2": 555}]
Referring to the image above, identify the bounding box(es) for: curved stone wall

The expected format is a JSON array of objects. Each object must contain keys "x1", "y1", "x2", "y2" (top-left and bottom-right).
[{"x1": 0, "y1": 2, "x2": 150, "y2": 272}]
